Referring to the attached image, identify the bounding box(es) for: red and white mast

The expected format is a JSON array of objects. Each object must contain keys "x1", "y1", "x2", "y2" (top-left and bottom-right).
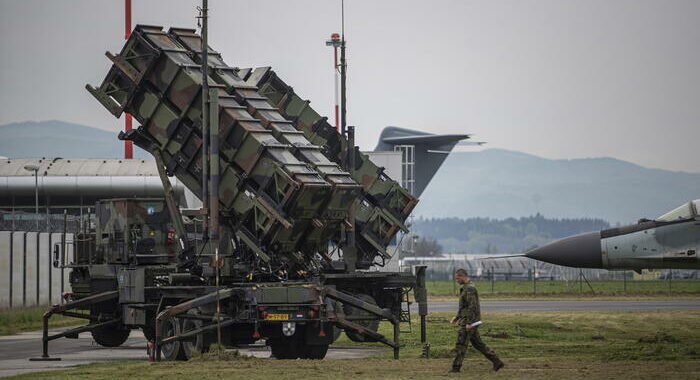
[{"x1": 326, "y1": 33, "x2": 342, "y2": 132}]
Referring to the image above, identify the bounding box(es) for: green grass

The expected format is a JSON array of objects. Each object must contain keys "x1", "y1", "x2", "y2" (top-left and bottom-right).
[
  {"x1": 427, "y1": 279, "x2": 700, "y2": 299},
  {"x1": 0, "y1": 306, "x2": 83, "y2": 336},
  {"x1": 340, "y1": 310, "x2": 700, "y2": 362},
  {"x1": 10, "y1": 310, "x2": 700, "y2": 379}
]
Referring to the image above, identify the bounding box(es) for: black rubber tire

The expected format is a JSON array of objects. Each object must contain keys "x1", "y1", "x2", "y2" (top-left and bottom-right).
[
  {"x1": 181, "y1": 309, "x2": 211, "y2": 360},
  {"x1": 343, "y1": 294, "x2": 380, "y2": 343},
  {"x1": 91, "y1": 325, "x2": 131, "y2": 347},
  {"x1": 300, "y1": 344, "x2": 329, "y2": 359},
  {"x1": 160, "y1": 317, "x2": 187, "y2": 361},
  {"x1": 269, "y1": 336, "x2": 301, "y2": 359}
]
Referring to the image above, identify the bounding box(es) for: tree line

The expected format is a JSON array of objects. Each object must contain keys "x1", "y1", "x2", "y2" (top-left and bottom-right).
[{"x1": 408, "y1": 214, "x2": 610, "y2": 256}]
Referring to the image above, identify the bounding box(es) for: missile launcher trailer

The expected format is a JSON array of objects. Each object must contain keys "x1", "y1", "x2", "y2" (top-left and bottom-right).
[{"x1": 36, "y1": 25, "x2": 426, "y2": 361}]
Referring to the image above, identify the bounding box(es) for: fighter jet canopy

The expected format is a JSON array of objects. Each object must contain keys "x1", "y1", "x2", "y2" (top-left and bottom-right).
[{"x1": 656, "y1": 200, "x2": 700, "y2": 222}]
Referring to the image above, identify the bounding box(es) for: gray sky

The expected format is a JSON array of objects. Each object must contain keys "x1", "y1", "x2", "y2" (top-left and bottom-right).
[{"x1": 2, "y1": 0, "x2": 699, "y2": 172}]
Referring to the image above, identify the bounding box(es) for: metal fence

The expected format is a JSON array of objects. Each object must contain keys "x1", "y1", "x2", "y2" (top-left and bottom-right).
[
  {"x1": 400, "y1": 256, "x2": 700, "y2": 295},
  {"x1": 0, "y1": 209, "x2": 86, "y2": 234}
]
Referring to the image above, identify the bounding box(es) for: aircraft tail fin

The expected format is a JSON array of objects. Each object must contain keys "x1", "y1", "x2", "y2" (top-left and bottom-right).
[{"x1": 374, "y1": 126, "x2": 471, "y2": 197}]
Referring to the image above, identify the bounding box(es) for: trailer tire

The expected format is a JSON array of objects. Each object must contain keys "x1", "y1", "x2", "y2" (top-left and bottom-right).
[
  {"x1": 91, "y1": 325, "x2": 131, "y2": 347},
  {"x1": 181, "y1": 309, "x2": 211, "y2": 360},
  {"x1": 160, "y1": 317, "x2": 187, "y2": 361},
  {"x1": 269, "y1": 336, "x2": 301, "y2": 359},
  {"x1": 300, "y1": 344, "x2": 329, "y2": 359},
  {"x1": 343, "y1": 294, "x2": 380, "y2": 343}
]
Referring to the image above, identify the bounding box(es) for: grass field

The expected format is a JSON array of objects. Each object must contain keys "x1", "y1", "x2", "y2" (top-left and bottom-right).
[
  {"x1": 10, "y1": 310, "x2": 700, "y2": 379},
  {"x1": 3, "y1": 279, "x2": 698, "y2": 335},
  {"x1": 428, "y1": 279, "x2": 700, "y2": 299},
  {"x1": 0, "y1": 307, "x2": 83, "y2": 336}
]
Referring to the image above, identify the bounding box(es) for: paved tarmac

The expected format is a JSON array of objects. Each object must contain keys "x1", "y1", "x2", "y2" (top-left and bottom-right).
[
  {"x1": 423, "y1": 299, "x2": 700, "y2": 313},
  {"x1": 1, "y1": 299, "x2": 698, "y2": 377},
  {"x1": 0, "y1": 329, "x2": 384, "y2": 378}
]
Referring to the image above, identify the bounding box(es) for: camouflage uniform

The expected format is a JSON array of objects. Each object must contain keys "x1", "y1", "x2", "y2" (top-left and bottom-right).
[{"x1": 452, "y1": 281, "x2": 502, "y2": 372}]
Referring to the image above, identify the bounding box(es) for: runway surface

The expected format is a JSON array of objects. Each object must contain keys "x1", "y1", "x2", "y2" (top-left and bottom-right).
[
  {"x1": 1, "y1": 299, "x2": 698, "y2": 377},
  {"x1": 424, "y1": 299, "x2": 700, "y2": 313}
]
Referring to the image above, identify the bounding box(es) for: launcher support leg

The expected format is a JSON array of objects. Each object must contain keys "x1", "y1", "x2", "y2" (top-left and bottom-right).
[
  {"x1": 393, "y1": 320, "x2": 400, "y2": 359},
  {"x1": 32, "y1": 312, "x2": 60, "y2": 361}
]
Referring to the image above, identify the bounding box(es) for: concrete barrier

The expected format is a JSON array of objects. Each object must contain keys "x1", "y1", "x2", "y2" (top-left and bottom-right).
[
  {"x1": 0, "y1": 232, "x2": 10, "y2": 307},
  {"x1": 50, "y1": 233, "x2": 64, "y2": 305},
  {"x1": 0, "y1": 231, "x2": 75, "y2": 308},
  {"x1": 11, "y1": 232, "x2": 25, "y2": 307},
  {"x1": 38, "y1": 232, "x2": 51, "y2": 305},
  {"x1": 24, "y1": 232, "x2": 38, "y2": 306}
]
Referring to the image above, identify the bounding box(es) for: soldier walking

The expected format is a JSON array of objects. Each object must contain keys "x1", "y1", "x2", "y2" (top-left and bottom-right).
[{"x1": 450, "y1": 268, "x2": 504, "y2": 373}]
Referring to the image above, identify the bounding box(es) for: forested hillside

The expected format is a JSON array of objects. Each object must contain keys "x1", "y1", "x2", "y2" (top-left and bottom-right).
[{"x1": 412, "y1": 214, "x2": 610, "y2": 254}]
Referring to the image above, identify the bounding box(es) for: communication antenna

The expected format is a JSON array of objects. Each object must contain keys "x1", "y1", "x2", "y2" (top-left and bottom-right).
[{"x1": 339, "y1": 0, "x2": 347, "y2": 137}]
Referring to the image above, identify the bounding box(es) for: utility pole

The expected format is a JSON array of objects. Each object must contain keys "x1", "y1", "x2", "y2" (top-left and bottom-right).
[
  {"x1": 199, "y1": 0, "x2": 221, "y2": 349},
  {"x1": 199, "y1": 0, "x2": 209, "y2": 241},
  {"x1": 336, "y1": 0, "x2": 358, "y2": 271}
]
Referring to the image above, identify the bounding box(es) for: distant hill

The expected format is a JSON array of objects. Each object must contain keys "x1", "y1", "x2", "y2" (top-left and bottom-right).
[
  {"x1": 2, "y1": 121, "x2": 698, "y2": 224},
  {"x1": 0, "y1": 120, "x2": 147, "y2": 159},
  {"x1": 412, "y1": 215, "x2": 610, "y2": 254},
  {"x1": 414, "y1": 149, "x2": 700, "y2": 224}
]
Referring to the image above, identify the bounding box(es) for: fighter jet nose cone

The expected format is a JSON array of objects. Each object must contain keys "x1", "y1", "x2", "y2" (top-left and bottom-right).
[{"x1": 525, "y1": 231, "x2": 602, "y2": 268}]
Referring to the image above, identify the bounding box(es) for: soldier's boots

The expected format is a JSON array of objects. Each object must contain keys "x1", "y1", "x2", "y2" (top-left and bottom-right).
[
  {"x1": 449, "y1": 361, "x2": 504, "y2": 373},
  {"x1": 493, "y1": 359, "x2": 505, "y2": 372}
]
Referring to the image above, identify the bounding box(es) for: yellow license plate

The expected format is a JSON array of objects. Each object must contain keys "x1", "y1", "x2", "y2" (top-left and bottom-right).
[{"x1": 265, "y1": 313, "x2": 288, "y2": 321}]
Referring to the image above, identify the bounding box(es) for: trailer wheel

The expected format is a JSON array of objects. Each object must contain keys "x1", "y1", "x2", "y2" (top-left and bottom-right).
[
  {"x1": 269, "y1": 336, "x2": 301, "y2": 359},
  {"x1": 300, "y1": 344, "x2": 329, "y2": 359},
  {"x1": 91, "y1": 325, "x2": 131, "y2": 347},
  {"x1": 181, "y1": 309, "x2": 211, "y2": 360},
  {"x1": 343, "y1": 294, "x2": 380, "y2": 343},
  {"x1": 160, "y1": 317, "x2": 187, "y2": 361}
]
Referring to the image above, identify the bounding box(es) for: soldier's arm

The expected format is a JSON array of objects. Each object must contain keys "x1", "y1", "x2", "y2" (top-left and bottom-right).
[{"x1": 465, "y1": 287, "x2": 479, "y2": 323}]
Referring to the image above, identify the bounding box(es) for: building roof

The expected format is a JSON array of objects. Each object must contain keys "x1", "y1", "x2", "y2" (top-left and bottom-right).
[{"x1": 0, "y1": 158, "x2": 158, "y2": 177}]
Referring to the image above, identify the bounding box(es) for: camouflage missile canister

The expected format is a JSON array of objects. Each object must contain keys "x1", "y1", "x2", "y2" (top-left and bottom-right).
[
  {"x1": 166, "y1": 27, "x2": 361, "y2": 252},
  {"x1": 238, "y1": 67, "x2": 419, "y2": 262},
  {"x1": 159, "y1": 28, "x2": 417, "y2": 263},
  {"x1": 86, "y1": 25, "x2": 351, "y2": 261}
]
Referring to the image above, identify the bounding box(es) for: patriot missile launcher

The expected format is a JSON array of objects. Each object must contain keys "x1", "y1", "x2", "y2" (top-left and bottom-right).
[{"x1": 35, "y1": 25, "x2": 426, "y2": 362}]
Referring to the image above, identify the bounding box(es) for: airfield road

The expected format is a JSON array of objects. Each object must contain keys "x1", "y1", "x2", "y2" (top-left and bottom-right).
[
  {"x1": 423, "y1": 299, "x2": 700, "y2": 313},
  {"x1": 0, "y1": 329, "x2": 385, "y2": 378},
  {"x1": 1, "y1": 299, "x2": 699, "y2": 378}
]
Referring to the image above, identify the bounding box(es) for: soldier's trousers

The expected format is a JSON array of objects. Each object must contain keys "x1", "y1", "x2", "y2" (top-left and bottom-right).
[{"x1": 452, "y1": 326, "x2": 500, "y2": 369}]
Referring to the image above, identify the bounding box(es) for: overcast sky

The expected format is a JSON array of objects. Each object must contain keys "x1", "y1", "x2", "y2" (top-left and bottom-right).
[{"x1": 1, "y1": 0, "x2": 699, "y2": 172}]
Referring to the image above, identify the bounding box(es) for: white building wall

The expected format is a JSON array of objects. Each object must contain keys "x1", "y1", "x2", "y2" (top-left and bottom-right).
[{"x1": 363, "y1": 151, "x2": 403, "y2": 184}]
